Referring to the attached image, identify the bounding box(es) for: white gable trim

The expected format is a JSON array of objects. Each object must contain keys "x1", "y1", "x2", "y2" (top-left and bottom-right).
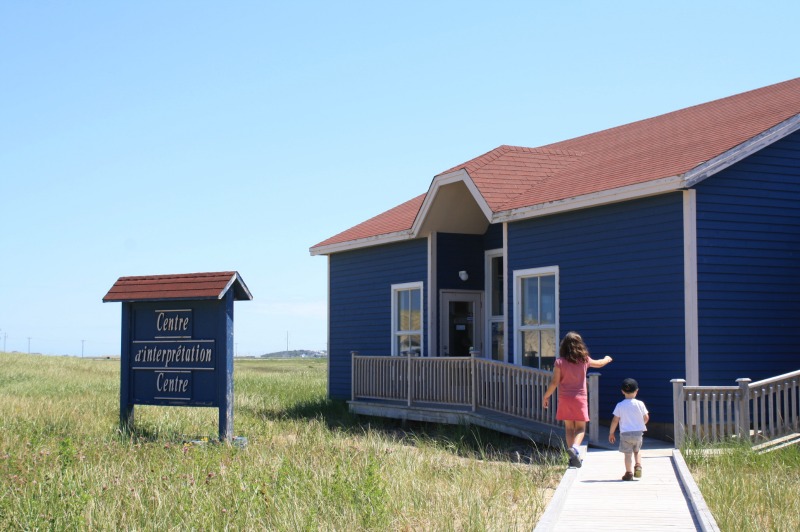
[
  {"x1": 410, "y1": 169, "x2": 493, "y2": 236},
  {"x1": 683, "y1": 113, "x2": 800, "y2": 188}
]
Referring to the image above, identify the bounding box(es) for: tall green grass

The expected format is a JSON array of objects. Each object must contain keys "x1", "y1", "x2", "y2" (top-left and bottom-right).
[
  {"x1": 0, "y1": 353, "x2": 561, "y2": 530},
  {"x1": 684, "y1": 441, "x2": 800, "y2": 531}
]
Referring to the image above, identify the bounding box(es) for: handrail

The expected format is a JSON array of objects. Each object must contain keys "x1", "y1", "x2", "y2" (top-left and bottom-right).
[
  {"x1": 351, "y1": 354, "x2": 602, "y2": 440},
  {"x1": 672, "y1": 369, "x2": 800, "y2": 448}
]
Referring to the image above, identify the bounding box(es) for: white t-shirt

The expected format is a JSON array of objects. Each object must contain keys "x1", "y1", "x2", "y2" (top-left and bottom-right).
[{"x1": 612, "y1": 398, "x2": 648, "y2": 432}]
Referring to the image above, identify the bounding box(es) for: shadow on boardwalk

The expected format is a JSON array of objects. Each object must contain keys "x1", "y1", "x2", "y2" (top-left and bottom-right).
[{"x1": 534, "y1": 427, "x2": 720, "y2": 531}]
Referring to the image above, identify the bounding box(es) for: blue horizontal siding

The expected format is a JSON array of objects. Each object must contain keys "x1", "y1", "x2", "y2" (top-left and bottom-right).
[
  {"x1": 507, "y1": 193, "x2": 686, "y2": 423},
  {"x1": 437, "y1": 233, "x2": 485, "y2": 291},
  {"x1": 328, "y1": 238, "x2": 428, "y2": 399},
  {"x1": 695, "y1": 130, "x2": 800, "y2": 385},
  {"x1": 483, "y1": 223, "x2": 503, "y2": 250}
]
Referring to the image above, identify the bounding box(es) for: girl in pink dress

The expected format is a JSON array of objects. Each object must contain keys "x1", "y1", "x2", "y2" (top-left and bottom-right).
[{"x1": 542, "y1": 331, "x2": 612, "y2": 467}]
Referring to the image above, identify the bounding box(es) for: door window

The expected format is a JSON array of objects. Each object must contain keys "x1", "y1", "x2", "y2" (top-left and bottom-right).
[
  {"x1": 485, "y1": 250, "x2": 505, "y2": 361},
  {"x1": 440, "y1": 292, "x2": 482, "y2": 357}
]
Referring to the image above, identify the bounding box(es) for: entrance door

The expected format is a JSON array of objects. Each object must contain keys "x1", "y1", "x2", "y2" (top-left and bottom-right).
[{"x1": 439, "y1": 291, "x2": 483, "y2": 357}]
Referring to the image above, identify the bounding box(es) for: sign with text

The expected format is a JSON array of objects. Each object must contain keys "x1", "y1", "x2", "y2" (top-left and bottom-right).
[
  {"x1": 129, "y1": 304, "x2": 220, "y2": 406},
  {"x1": 104, "y1": 271, "x2": 253, "y2": 441}
]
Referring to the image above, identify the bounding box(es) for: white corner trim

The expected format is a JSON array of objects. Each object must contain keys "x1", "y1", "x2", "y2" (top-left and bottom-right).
[
  {"x1": 683, "y1": 113, "x2": 800, "y2": 188},
  {"x1": 428, "y1": 232, "x2": 437, "y2": 358},
  {"x1": 502, "y1": 222, "x2": 509, "y2": 361},
  {"x1": 683, "y1": 190, "x2": 699, "y2": 386},
  {"x1": 492, "y1": 175, "x2": 685, "y2": 224},
  {"x1": 410, "y1": 169, "x2": 493, "y2": 236}
]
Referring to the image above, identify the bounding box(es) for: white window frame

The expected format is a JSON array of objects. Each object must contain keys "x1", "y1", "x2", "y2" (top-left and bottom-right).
[
  {"x1": 484, "y1": 249, "x2": 506, "y2": 362},
  {"x1": 391, "y1": 281, "x2": 424, "y2": 356},
  {"x1": 513, "y1": 266, "x2": 559, "y2": 367}
]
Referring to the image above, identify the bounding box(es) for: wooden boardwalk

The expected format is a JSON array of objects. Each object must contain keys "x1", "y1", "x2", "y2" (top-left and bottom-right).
[{"x1": 534, "y1": 432, "x2": 720, "y2": 531}]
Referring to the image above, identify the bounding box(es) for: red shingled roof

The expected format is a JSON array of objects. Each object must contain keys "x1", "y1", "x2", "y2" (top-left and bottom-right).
[
  {"x1": 312, "y1": 194, "x2": 426, "y2": 250},
  {"x1": 311, "y1": 77, "x2": 800, "y2": 254},
  {"x1": 103, "y1": 271, "x2": 253, "y2": 302}
]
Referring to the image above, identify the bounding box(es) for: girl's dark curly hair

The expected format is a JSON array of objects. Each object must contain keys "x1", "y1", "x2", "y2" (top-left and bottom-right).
[{"x1": 559, "y1": 331, "x2": 589, "y2": 363}]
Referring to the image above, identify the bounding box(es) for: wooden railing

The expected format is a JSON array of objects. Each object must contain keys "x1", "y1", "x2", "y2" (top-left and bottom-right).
[
  {"x1": 351, "y1": 354, "x2": 601, "y2": 442},
  {"x1": 672, "y1": 369, "x2": 800, "y2": 447}
]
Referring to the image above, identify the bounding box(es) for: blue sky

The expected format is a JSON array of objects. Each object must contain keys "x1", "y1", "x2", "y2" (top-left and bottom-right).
[{"x1": 1, "y1": 1, "x2": 797, "y2": 356}]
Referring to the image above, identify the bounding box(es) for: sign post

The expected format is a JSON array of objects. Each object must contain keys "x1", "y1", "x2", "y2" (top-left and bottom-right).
[{"x1": 103, "y1": 271, "x2": 252, "y2": 441}]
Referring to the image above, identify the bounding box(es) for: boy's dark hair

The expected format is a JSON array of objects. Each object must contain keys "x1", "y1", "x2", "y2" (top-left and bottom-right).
[{"x1": 621, "y1": 378, "x2": 639, "y2": 393}]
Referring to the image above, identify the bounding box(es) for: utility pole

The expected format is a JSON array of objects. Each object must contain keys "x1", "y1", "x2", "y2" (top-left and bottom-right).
[
  {"x1": 27, "y1": 337, "x2": 31, "y2": 354},
  {"x1": 81, "y1": 339, "x2": 85, "y2": 358}
]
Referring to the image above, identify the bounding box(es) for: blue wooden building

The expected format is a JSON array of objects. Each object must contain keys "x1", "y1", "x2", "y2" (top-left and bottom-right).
[{"x1": 310, "y1": 78, "x2": 800, "y2": 437}]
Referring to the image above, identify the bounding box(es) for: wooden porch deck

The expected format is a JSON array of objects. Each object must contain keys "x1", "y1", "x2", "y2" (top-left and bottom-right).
[{"x1": 349, "y1": 398, "x2": 567, "y2": 447}]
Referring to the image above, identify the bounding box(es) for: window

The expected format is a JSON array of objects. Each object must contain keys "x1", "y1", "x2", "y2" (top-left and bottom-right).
[
  {"x1": 391, "y1": 282, "x2": 423, "y2": 356},
  {"x1": 485, "y1": 250, "x2": 505, "y2": 361},
  {"x1": 514, "y1": 267, "x2": 558, "y2": 369}
]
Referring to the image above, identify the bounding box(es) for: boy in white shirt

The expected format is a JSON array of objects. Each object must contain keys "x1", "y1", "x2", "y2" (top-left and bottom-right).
[{"x1": 608, "y1": 378, "x2": 649, "y2": 481}]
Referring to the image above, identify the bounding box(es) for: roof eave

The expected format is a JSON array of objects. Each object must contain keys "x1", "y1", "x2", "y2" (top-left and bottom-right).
[
  {"x1": 309, "y1": 229, "x2": 414, "y2": 256},
  {"x1": 683, "y1": 113, "x2": 800, "y2": 187},
  {"x1": 491, "y1": 175, "x2": 686, "y2": 224}
]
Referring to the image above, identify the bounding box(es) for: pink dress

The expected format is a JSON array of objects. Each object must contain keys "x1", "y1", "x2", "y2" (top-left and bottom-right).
[{"x1": 555, "y1": 358, "x2": 589, "y2": 422}]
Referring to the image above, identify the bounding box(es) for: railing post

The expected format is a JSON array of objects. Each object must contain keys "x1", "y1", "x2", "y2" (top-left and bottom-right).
[
  {"x1": 350, "y1": 351, "x2": 358, "y2": 402},
  {"x1": 671, "y1": 379, "x2": 686, "y2": 448},
  {"x1": 471, "y1": 354, "x2": 477, "y2": 412},
  {"x1": 587, "y1": 372, "x2": 600, "y2": 444},
  {"x1": 736, "y1": 378, "x2": 752, "y2": 443},
  {"x1": 407, "y1": 353, "x2": 413, "y2": 407}
]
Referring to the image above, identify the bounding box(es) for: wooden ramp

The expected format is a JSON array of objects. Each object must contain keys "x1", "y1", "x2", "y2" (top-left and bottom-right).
[{"x1": 535, "y1": 433, "x2": 719, "y2": 531}]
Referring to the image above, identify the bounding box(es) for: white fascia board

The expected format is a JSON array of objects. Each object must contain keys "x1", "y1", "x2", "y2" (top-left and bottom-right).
[
  {"x1": 309, "y1": 229, "x2": 413, "y2": 256},
  {"x1": 491, "y1": 175, "x2": 685, "y2": 224},
  {"x1": 683, "y1": 113, "x2": 800, "y2": 188},
  {"x1": 410, "y1": 169, "x2": 493, "y2": 237}
]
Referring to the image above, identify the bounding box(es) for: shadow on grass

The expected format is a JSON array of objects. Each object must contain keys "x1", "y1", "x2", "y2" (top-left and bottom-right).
[{"x1": 250, "y1": 397, "x2": 561, "y2": 465}]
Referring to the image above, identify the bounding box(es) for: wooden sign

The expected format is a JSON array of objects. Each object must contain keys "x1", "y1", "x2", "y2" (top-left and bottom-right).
[{"x1": 104, "y1": 271, "x2": 252, "y2": 440}]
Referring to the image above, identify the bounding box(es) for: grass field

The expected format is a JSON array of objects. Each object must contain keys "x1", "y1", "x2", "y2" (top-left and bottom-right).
[
  {"x1": 683, "y1": 441, "x2": 800, "y2": 531},
  {"x1": 0, "y1": 353, "x2": 562, "y2": 530}
]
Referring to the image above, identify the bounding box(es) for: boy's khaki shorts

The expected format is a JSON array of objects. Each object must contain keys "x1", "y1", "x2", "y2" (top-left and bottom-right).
[{"x1": 618, "y1": 431, "x2": 644, "y2": 454}]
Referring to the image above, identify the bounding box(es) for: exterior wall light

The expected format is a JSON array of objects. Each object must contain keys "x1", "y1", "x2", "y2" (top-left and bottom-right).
[{"x1": 458, "y1": 271, "x2": 469, "y2": 281}]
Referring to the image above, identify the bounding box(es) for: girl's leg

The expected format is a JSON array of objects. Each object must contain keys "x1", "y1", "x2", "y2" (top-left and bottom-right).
[
  {"x1": 571, "y1": 421, "x2": 586, "y2": 447},
  {"x1": 563, "y1": 421, "x2": 576, "y2": 448}
]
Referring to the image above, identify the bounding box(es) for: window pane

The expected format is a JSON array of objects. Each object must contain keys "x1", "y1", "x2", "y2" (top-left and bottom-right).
[
  {"x1": 397, "y1": 290, "x2": 408, "y2": 330},
  {"x1": 521, "y1": 330, "x2": 540, "y2": 368},
  {"x1": 397, "y1": 288, "x2": 421, "y2": 332},
  {"x1": 409, "y1": 288, "x2": 421, "y2": 330},
  {"x1": 491, "y1": 257, "x2": 504, "y2": 316},
  {"x1": 397, "y1": 334, "x2": 421, "y2": 356},
  {"x1": 491, "y1": 321, "x2": 504, "y2": 361},
  {"x1": 540, "y1": 329, "x2": 556, "y2": 370},
  {"x1": 541, "y1": 275, "x2": 556, "y2": 325},
  {"x1": 522, "y1": 277, "x2": 540, "y2": 325}
]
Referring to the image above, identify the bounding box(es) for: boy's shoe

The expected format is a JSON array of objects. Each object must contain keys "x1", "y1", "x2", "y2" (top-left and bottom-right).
[
  {"x1": 567, "y1": 447, "x2": 582, "y2": 468},
  {"x1": 622, "y1": 472, "x2": 634, "y2": 481},
  {"x1": 634, "y1": 464, "x2": 642, "y2": 478}
]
